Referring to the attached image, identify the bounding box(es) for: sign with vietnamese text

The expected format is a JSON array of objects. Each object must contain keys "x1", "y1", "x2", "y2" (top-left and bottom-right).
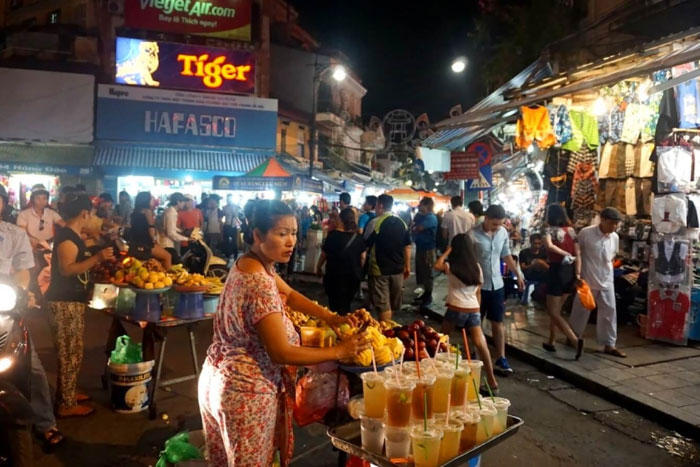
[
  {"x1": 213, "y1": 175, "x2": 323, "y2": 193},
  {"x1": 96, "y1": 84, "x2": 277, "y2": 149},
  {"x1": 445, "y1": 152, "x2": 479, "y2": 180},
  {"x1": 124, "y1": 0, "x2": 252, "y2": 41},
  {"x1": 116, "y1": 37, "x2": 254, "y2": 95}
]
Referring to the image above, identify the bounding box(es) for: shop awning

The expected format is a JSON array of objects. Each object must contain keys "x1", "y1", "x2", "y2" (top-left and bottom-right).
[
  {"x1": 94, "y1": 143, "x2": 270, "y2": 174},
  {"x1": 246, "y1": 157, "x2": 291, "y2": 177},
  {"x1": 0, "y1": 142, "x2": 94, "y2": 175}
]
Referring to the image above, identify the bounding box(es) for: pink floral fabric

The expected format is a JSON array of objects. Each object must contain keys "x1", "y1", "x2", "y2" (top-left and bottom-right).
[{"x1": 199, "y1": 268, "x2": 299, "y2": 466}]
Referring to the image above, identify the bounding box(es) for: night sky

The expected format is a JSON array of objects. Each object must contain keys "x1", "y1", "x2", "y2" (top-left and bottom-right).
[{"x1": 291, "y1": 0, "x2": 483, "y2": 124}]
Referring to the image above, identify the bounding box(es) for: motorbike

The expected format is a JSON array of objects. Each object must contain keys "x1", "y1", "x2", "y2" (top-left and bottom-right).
[
  {"x1": 181, "y1": 228, "x2": 229, "y2": 279},
  {"x1": 0, "y1": 281, "x2": 33, "y2": 467}
]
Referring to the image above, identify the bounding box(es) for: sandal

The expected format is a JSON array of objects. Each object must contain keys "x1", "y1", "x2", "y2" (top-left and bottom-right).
[
  {"x1": 542, "y1": 343, "x2": 556, "y2": 352},
  {"x1": 575, "y1": 339, "x2": 584, "y2": 361},
  {"x1": 57, "y1": 404, "x2": 94, "y2": 418},
  {"x1": 76, "y1": 393, "x2": 91, "y2": 403},
  {"x1": 39, "y1": 428, "x2": 65, "y2": 448},
  {"x1": 604, "y1": 347, "x2": 627, "y2": 358}
]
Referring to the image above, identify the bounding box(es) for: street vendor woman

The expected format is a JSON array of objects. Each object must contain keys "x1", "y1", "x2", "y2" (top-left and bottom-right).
[{"x1": 198, "y1": 199, "x2": 370, "y2": 467}]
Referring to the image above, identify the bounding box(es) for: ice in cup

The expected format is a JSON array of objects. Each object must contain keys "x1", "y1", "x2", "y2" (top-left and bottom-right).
[
  {"x1": 469, "y1": 403, "x2": 497, "y2": 444},
  {"x1": 490, "y1": 397, "x2": 511, "y2": 434},
  {"x1": 431, "y1": 366, "x2": 455, "y2": 415},
  {"x1": 384, "y1": 425, "x2": 411, "y2": 459},
  {"x1": 360, "y1": 372, "x2": 386, "y2": 419},
  {"x1": 451, "y1": 361, "x2": 471, "y2": 409},
  {"x1": 434, "y1": 419, "x2": 464, "y2": 464},
  {"x1": 454, "y1": 409, "x2": 481, "y2": 452},
  {"x1": 384, "y1": 378, "x2": 415, "y2": 427},
  {"x1": 466, "y1": 360, "x2": 484, "y2": 402},
  {"x1": 408, "y1": 374, "x2": 436, "y2": 422},
  {"x1": 360, "y1": 412, "x2": 385, "y2": 455},
  {"x1": 410, "y1": 426, "x2": 443, "y2": 467}
]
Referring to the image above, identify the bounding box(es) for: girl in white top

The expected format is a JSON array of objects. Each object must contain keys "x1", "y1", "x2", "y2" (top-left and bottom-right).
[{"x1": 434, "y1": 233, "x2": 499, "y2": 392}]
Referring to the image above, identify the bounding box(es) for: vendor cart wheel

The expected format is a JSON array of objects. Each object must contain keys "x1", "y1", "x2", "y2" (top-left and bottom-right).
[
  {"x1": 149, "y1": 403, "x2": 157, "y2": 420},
  {"x1": 206, "y1": 265, "x2": 229, "y2": 280}
]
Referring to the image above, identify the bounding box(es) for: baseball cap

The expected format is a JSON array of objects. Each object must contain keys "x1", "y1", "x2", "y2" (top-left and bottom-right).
[
  {"x1": 600, "y1": 207, "x2": 623, "y2": 221},
  {"x1": 169, "y1": 192, "x2": 187, "y2": 204},
  {"x1": 184, "y1": 194, "x2": 194, "y2": 201}
]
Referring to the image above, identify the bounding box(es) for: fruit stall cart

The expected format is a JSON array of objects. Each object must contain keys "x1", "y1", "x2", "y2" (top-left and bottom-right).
[{"x1": 91, "y1": 256, "x2": 224, "y2": 419}]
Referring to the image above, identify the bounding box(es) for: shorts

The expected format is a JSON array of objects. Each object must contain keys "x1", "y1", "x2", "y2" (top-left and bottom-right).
[
  {"x1": 546, "y1": 262, "x2": 575, "y2": 297},
  {"x1": 480, "y1": 288, "x2": 505, "y2": 323},
  {"x1": 369, "y1": 273, "x2": 403, "y2": 314},
  {"x1": 444, "y1": 308, "x2": 481, "y2": 328}
]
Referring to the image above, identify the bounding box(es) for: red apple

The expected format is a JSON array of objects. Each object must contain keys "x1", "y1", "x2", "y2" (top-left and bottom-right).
[
  {"x1": 418, "y1": 341, "x2": 427, "y2": 350},
  {"x1": 397, "y1": 330, "x2": 409, "y2": 341},
  {"x1": 414, "y1": 320, "x2": 426, "y2": 329},
  {"x1": 405, "y1": 347, "x2": 415, "y2": 360}
]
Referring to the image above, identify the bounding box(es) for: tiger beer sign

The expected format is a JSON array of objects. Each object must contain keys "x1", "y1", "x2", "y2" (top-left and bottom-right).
[{"x1": 125, "y1": 0, "x2": 252, "y2": 41}]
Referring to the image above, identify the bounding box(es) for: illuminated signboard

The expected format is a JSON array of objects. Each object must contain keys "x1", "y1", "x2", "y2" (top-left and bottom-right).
[
  {"x1": 124, "y1": 0, "x2": 252, "y2": 42},
  {"x1": 115, "y1": 37, "x2": 255, "y2": 94}
]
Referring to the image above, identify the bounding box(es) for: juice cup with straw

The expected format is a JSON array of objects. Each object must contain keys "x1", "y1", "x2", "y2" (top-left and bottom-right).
[
  {"x1": 360, "y1": 372, "x2": 386, "y2": 419},
  {"x1": 454, "y1": 409, "x2": 481, "y2": 451},
  {"x1": 432, "y1": 366, "x2": 455, "y2": 415},
  {"x1": 408, "y1": 374, "x2": 436, "y2": 422},
  {"x1": 490, "y1": 397, "x2": 511, "y2": 434},
  {"x1": 451, "y1": 360, "x2": 471, "y2": 409},
  {"x1": 410, "y1": 426, "x2": 443, "y2": 467},
  {"x1": 436, "y1": 351, "x2": 461, "y2": 366},
  {"x1": 466, "y1": 360, "x2": 483, "y2": 402},
  {"x1": 359, "y1": 411, "x2": 385, "y2": 455},
  {"x1": 384, "y1": 378, "x2": 415, "y2": 427},
  {"x1": 469, "y1": 402, "x2": 497, "y2": 444},
  {"x1": 433, "y1": 419, "x2": 464, "y2": 464},
  {"x1": 384, "y1": 425, "x2": 411, "y2": 459}
]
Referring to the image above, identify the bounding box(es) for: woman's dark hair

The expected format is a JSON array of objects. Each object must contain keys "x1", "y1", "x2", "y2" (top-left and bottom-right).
[
  {"x1": 339, "y1": 208, "x2": 357, "y2": 232},
  {"x1": 448, "y1": 233, "x2": 482, "y2": 287},
  {"x1": 546, "y1": 204, "x2": 572, "y2": 227},
  {"x1": 134, "y1": 192, "x2": 152, "y2": 211},
  {"x1": 244, "y1": 199, "x2": 294, "y2": 244},
  {"x1": 60, "y1": 193, "x2": 93, "y2": 220}
]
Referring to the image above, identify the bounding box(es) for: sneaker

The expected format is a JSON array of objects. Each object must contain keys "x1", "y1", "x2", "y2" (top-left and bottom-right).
[{"x1": 494, "y1": 357, "x2": 514, "y2": 376}]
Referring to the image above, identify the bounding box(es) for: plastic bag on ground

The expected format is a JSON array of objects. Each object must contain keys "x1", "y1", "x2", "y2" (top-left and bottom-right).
[
  {"x1": 293, "y1": 370, "x2": 349, "y2": 427},
  {"x1": 110, "y1": 335, "x2": 143, "y2": 364},
  {"x1": 155, "y1": 431, "x2": 203, "y2": 467}
]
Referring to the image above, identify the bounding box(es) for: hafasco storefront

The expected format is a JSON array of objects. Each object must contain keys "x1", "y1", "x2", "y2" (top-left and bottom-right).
[{"x1": 94, "y1": 83, "x2": 278, "y2": 202}]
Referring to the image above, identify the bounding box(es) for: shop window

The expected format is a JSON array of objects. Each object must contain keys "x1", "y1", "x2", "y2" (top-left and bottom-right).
[
  {"x1": 297, "y1": 130, "x2": 305, "y2": 158},
  {"x1": 298, "y1": 142, "x2": 305, "y2": 158},
  {"x1": 48, "y1": 9, "x2": 60, "y2": 24}
]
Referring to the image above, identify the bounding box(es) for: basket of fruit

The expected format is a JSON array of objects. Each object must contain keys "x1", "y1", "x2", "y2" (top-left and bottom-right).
[{"x1": 336, "y1": 309, "x2": 404, "y2": 374}]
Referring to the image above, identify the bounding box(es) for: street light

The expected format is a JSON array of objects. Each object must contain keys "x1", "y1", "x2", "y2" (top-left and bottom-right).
[
  {"x1": 309, "y1": 63, "x2": 347, "y2": 178},
  {"x1": 451, "y1": 57, "x2": 467, "y2": 73}
]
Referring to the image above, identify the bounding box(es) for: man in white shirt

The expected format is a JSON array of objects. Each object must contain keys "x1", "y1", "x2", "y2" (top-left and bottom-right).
[
  {"x1": 160, "y1": 192, "x2": 188, "y2": 264},
  {"x1": 16, "y1": 186, "x2": 64, "y2": 249},
  {"x1": 441, "y1": 196, "x2": 475, "y2": 247},
  {"x1": 569, "y1": 207, "x2": 626, "y2": 357}
]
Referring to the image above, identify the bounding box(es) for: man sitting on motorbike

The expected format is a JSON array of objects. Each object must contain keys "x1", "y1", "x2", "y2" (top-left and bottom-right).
[{"x1": 0, "y1": 185, "x2": 65, "y2": 447}]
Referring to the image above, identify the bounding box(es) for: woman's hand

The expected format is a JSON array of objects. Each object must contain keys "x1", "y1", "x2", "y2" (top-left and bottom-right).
[
  {"x1": 328, "y1": 313, "x2": 360, "y2": 329},
  {"x1": 335, "y1": 332, "x2": 371, "y2": 360}
]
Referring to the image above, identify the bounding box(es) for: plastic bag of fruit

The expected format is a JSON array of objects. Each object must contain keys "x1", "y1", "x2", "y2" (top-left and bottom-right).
[{"x1": 293, "y1": 370, "x2": 349, "y2": 426}]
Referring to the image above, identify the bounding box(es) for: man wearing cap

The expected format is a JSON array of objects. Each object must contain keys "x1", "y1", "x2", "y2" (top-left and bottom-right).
[
  {"x1": 17, "y1": 185, "x2": 64, "y2": 249},
  {"x1": 161, "y1": 192, "x2": 188, "y2": 264},
  {"x1": 570, "y1": 207, "x2": 626, "y2": 357}
]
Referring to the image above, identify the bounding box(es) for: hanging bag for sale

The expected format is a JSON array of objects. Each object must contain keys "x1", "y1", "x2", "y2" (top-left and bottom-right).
[{"x1": 576, "y1": 279, "x2": 596, "y2": 311}]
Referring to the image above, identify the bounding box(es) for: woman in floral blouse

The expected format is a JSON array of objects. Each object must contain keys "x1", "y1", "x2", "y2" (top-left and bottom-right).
[{"x1": 199, "y1": 200, "x2": 369, "y2": 466}]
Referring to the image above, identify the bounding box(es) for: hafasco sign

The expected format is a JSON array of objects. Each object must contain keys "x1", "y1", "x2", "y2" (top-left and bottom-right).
[
  {"x1": 124, "y1": 0, "x2": 252, "y2": 42},
  {"x1": 116, "y1": 37, "x2": 254, "y2": 94}
]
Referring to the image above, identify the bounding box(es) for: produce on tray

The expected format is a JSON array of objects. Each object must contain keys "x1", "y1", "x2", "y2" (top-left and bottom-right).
[
  {"x1": 338, "y1": 309, "x2": 404, "y2": 366},
  {"x1": 111, "y1": 257, "x2": 172, "y2": 290},
  {"x1": 93, "y1": 257, "x2": 120, "y2": 283},
  {"x1": 285, "y1": 306, "x2": 311, "y2": 330},
  {"x1": 384, "y1": 319, "x2": 448, "y2": 361}
]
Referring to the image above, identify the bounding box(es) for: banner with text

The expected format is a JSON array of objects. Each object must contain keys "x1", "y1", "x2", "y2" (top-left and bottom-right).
[
  {"x1": 213, "y1": 175, "x2": 323, "y2": 193},
  {"x1": 96, "y1": 84, "x2": 277, "y2": 149},
  {"x1": 444, "y1": 152, "x2": 479, "y2": 180},
  {"x1": 125, "y1": 0, "x2": 252, "y2": 41}
]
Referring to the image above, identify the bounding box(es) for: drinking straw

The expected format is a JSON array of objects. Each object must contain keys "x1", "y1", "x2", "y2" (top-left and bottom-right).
[
  {"x1": 413, "y1": 331, "x2": 422, "y2": 380},
  {"x1": 370, "y1": 346, "x2": 377, "y2": 374},
  {"x1": 461, "y1": 328, "x2": 472, "y2": 362},
  {"x1": 399, "y1": 351, "x2": 405, "y2": 375},
  {"x1": 455, "y1": 345, "x2": 460, "y2": 370},
  {"x1": 392, "y1": 356, "x2": 401, "y2": 384},
  {"x1": 484, "y1": 378, "x2": 496, "y2": 403},
  {"x1": 472, "y1": 379, "x2": 482, "y2": 409},
  {"x1": 446, "y1": 394, "x2": 451, "y2": 425},
  {"x1": 423, "y1": 392, "x2": 428, "y2": 432}
]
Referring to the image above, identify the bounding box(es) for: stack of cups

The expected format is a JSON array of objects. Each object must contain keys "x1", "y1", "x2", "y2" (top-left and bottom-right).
[
  {"x1": 453, "y1": 409, "x2": 481, "y2": 452},
  {"x1": 359, "y1": 372, "x2": 386, "y2": 454},
  {"x1": 383, "y1": 376, "x2": 415, "y2": 458},
  {"x1": 466, "y1": 360, "x2": 484, "y2": 403},
  {"x1": 469, "y1": 402, "x2": 497, "y2": 444},
  {"x1": 410, "y1": 426, "x2": 443, "y2": 467},
  {"x1": 451, "y1": 361, "x2": 471, "y2": 409},
  {"x1": 433, "y1": 418, "x2": 464, "y2": 464},
  {"x1": 490, "y1": 397, "x2": 511, "y2": 435},
  {"x1": 431, "y1": 365, "x2": 455, "y2": 420}
]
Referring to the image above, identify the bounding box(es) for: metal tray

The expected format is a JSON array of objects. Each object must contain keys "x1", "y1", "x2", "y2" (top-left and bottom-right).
[{"x1": 327, "y1": 415, "x2": 524, "y2": 466}]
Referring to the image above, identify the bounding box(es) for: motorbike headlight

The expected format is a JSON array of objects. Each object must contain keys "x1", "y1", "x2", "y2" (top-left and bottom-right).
[
  {"x1": 0, "y1": 284, "x2": 17, "y2": 312},
  {"x1": 0, "y1": 356, "x2": 12, "y2": 373}
]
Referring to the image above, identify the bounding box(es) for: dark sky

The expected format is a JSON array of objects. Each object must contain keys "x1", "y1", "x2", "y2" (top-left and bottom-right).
[{"x1": 291, "y1": 1, "x2": 483, "y2": 124}]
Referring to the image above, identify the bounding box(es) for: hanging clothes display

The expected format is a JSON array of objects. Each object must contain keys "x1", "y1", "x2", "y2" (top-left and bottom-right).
[
  {"x1": 562, "y1": 110, "x2": 600, "y2": 152},
  {"x1": 548, "y1": 104, "x2": 574, "y2": 146},
  {"x1": 676, "y1": 79, "x2": 700, "y2": 129},
  {"x1": 571, "y1": 162, "x2": 597, "y2": 229},
  {"x1": 651, "y1": 194, "x2": 688, "y2": 234},
  {"x1": 656, "y1": 146, "x2": 693, "y2": 193},
  {"x1": 647, "y1": 288, "x2": 691, "y2": 345},
  {"x1": 620, "y1": 103, "x2": 652, "y2": 144},
  {"x1": 652, "y1": 237, "x2": 689, "y2": 284},
  {"x1": 634, "y1": 143, "x2": 656, "y2": 178},
  {"x1": 516, "y1": 105, "x2": 556, "y2": 149}
]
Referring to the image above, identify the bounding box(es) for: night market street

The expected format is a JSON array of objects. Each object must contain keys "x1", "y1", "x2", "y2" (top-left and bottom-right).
[{"x1": 24, "y1": 272, "x2": 700, "y2": 467}]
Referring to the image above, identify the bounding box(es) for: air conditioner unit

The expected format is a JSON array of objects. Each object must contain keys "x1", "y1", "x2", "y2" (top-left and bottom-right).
[{"x1": 108, "y1": 0, "x2": 124, "y2": 15}]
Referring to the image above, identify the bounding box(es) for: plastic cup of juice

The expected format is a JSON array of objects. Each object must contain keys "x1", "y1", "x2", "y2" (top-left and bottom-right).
[
  {"x1": 384, "y1": 378, "x2": 415, "y2": 427},
  {"x1": 384, "y1": 425, "x2": 411, "y2": 459},
  {"x1": 454, "y1": 409, "x2": 481, "y2": 452},
  {"x1": 431, "y1": 366, "x2": 455, "y2": 415},
  {"x1": 436, "y1": 351, "x2": 461, "y2": 366},
  {"x1": 451, "y1": 361, "x2": 471, "y2": 409},
  {"x1": 490, "y1": 397, "x2": 511, "y2": 435},
  {"x1": 408, "y1": 374, "x2": 436, "y2": 422},
  {"x1": 360, "y1": 372, "x2": 386, "y2": 419},
  {"x1": 401, "y1": 361, "x2": 419, "y2": 373},
  {"x1": 411, "y1": 426, "x2": 443, "y2": 467},
  {"x1": 466, "y1": 360, "x2": 484, "y2": 402},
  {"x1": 469, "y1": 403, "x2": 497, "y2": 444},
  {"x1": 433, "y1": 419, "x2": 464, "y2": 464},
  {"x1": 360, "y1": 411, "x2": 385, "y2": 455}
]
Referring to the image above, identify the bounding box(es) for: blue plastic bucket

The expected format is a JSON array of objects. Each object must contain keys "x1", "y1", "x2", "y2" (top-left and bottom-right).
[
  {"x1": 132, "y1": 293, "x2": 162, "y2": 322},
  {"x1": 107, "y1": 359, "x2": 155, "y2": 413},
  {"x1": 175, "y1": 292, "x2": 204, "y2": 319},
  {"x1": 203, "y1": 296, "x2": 219, "y2": 315}
]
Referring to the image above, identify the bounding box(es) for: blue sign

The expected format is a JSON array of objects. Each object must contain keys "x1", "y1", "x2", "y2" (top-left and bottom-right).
[
  {"x1": 466, "y1": 141, "x2": 493, "y2": 191},
  {"x1": 96, "y1": 85, "x2": 277, "y2": 149},
  {"x1": 0, "y1": 162, "x2": 92, "y2": 176}
]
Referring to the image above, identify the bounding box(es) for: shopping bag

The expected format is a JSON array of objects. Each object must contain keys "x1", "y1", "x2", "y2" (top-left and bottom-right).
[
  {"x1": 293, "y1": 370, "x2": 349, "y2": 427},
  {"x1": 110, "y1": 335, "x2": 143, "y2": 364},
  {"x1": 155, "y1": 431, "x2": 203, "y2": 467},
  {"x1": 576, "y1": 279, "x2": 596, "y2": 311}
]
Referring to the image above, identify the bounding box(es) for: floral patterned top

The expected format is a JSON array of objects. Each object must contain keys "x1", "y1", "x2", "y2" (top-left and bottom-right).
[{"x1": 206, "y1": 267, "x2": 300, "y2": 394}]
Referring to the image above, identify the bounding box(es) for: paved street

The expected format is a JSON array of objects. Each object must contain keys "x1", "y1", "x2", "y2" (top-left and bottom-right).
[{"x1": 21, "y1": 273, "x2": 699, "y2": 466}]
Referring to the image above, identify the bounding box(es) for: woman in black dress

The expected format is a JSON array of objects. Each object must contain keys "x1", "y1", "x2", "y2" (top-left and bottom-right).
[
  {"x1": 316, "y1": 208, "x2": 366, "y2": 314},
  {"x1": 130, "y1": 191, "x2": 172, "y2": 269}
]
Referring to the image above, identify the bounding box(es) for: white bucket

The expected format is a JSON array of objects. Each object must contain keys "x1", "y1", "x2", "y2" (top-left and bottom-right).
[{"x1": 107, "y1": 359, "x2": 155, "y2": 413}]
